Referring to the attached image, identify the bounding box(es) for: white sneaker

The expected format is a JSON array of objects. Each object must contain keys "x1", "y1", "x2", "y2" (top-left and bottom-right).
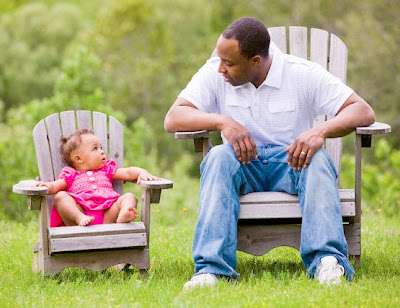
[
  {"x1": 315, "y1": 256, "x2": 345, "y2": 285},
  {"x1": 183, "y1": 273, "x2": 218, "y2": 289}
]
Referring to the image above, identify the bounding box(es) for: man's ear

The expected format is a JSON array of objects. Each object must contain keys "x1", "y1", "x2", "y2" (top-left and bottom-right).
[{"x1": 251, "y1": 55, "x2": 261, "y2": 65}]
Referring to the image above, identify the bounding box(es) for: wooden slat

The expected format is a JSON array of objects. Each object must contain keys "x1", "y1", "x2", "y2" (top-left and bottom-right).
[
  {"x1": 237, "y1": 223, "x2": 360, "y2": 256},
  {"x1": 49, "y1": 222, "x2": 146, "y2": 238},
  {"x1": 50, "y1": 233, "x2": 147, "y2": 253},
  {"x1": 45, "y1": 113, "x2": 64, "y2": 178},
  {"x1": 109, "y1": 115, "x2": 124, "y2": 194},
  {"x1": 329, "y1": 33, "x2": 348, "y2": 82},
  {"x1": 268, "y1": 27, "x2": 287, "y2": 53},
  {"x1": 77, "y1": 110, "x2": 92, "y2": 130},
  {"x1": 239, "y1": 189, "x2": 355, "y2": 219},
  {"x1": 310, "y1": 28, "x2": 329, "y2": 69},
  {"x1": 239, "y1": 189, "x2": 354, "y2": 204},
  {"x1": 93, "y1": 112, "x2": 108, "y2": 158},
  {"x1": 33, "y1": 120, "x2": 55, "y2": 182},
  {"x1": 60, "y1": 111, "x2": 76, "y2": 137},
  {"x1": 60, "y1": 110, "x2": 76, "y2": 137},
  {"x1": 325, "y1": 137, "x2": 343, "y2": 179},
  {"x1": 289, "y1": 26, "x2": 308, "y2": 59},
  {"x1": 239, "y1": 202, "x2": 355, "y2": 219}
]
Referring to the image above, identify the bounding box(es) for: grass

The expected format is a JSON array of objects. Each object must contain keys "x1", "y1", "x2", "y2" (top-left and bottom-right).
[{"x1": 1, "y1": 182, "x2": 400, "y2": 307}]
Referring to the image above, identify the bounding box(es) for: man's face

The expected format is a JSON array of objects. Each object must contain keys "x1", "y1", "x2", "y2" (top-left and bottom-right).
[{"x1": 216, "y1": 36, "x2": 258, "y2": 86}]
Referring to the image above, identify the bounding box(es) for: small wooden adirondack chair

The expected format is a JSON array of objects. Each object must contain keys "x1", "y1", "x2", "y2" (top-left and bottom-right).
[
  {"x1": 13, "y1": 110, "x2": 173, "y2": 276},
  {"x1": 175, "y1": 27, "x2": 391, "y2": 266}
]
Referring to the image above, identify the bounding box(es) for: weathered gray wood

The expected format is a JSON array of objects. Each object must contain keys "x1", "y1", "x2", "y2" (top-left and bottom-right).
[
  {"x1": 45, "y1": 113, "x2": 64, "y2": 178},
  {"x1": 239, "y1": 189, "x2": 356, "y2": 219},
  {"x1": 239, "y1": 201, "x2": 355, "y2": 219},
  {"x1": 329, "y1": 33, "x2": 348, "y2": 83},
  {"x1": 77, "y1": 110, "x2": 93, "y2": 130},
  {"x1": 268, "y1": 27, "x2": 287, "y2": 53},
  {"x1": 13, "y1": 180, "x2": 48, "y2": 195},
  {"x1": 175, "y1": 130, "x2": 210, "y2": 139},
  {"x1": 109, "y1": 115, "x2": 124, "y2": 194},
  {"x1": 141, "y1": 189, "x2": 151, "y2": 248},
  {"x1": 239, "y1": 189, "x2": 354, "y2": 204},
  {"x1": 41, "y1": 248, "x2": 150, "y2": 275},
  {"x1": 310, "y1": 28, "x2": 329, "y2": 69},
  {"x1": 355, "y1": 122, "x2": 391, "y2": 135},
  {"x1": 289, "y1": 26, "x2": 308, "y2": 59},
  {"x1": 237, "y1": 223, "x2": 360, "y2": 256},
  {"x1": 93, "y1": 112, "x2": 108, "y2": 158},
  {"x1": 33, "y1": 120, "x2": 55, "y2": 182},
  {"x1": 50, "y1": 233, "x2": 147, "y2": 253},
  {"x1": 139, "y1": 178, "x2": 173, "y2": 190},
  {"x1": 49, "y1": 222, "x2": 146, "y2": 238},
  {"x1": 60, "y1": 111, "x2": 76, "y2": 137}
]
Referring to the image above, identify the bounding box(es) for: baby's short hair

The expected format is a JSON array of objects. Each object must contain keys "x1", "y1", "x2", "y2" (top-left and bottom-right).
[{"x1": 60, "y1": 128, "x2": 94, "y2": 166}]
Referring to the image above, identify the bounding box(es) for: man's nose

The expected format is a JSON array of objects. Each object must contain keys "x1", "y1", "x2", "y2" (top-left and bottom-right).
[{"x1": 218, "y1": 61, "x2": 226, "y2": 73}]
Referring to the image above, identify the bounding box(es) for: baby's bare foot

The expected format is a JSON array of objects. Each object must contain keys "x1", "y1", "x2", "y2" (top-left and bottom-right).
[
  {"x1": 116, "y1": 206, "x2": 138, "y2": 223},
  {"x1": 77, "y1": 214, "x2": 95, "y2": 226}
]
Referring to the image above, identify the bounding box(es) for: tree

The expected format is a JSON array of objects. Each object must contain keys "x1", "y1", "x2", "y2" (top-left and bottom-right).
[{"x1": 0, "y1": 3, "x2": 86, "y2": 109}]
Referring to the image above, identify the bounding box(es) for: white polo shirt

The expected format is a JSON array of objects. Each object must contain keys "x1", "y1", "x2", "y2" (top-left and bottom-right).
[{"x1": 178, "y1": 45, "x2": 354, "y2": 146}]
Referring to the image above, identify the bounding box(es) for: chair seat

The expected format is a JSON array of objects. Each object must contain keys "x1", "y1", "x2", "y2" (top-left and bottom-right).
[
  {"x1": 239, "y1": 189, "x2": 355, "y2": 219},
  {"x1": 48, "y1": 222, "x2": 147, "y2": 254}
]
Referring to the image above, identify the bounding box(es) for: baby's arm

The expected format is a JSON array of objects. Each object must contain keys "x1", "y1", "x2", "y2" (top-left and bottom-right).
[
  {"x1": 113, "y1": 167, "x2": 160, "y2": 184},
  {"x1": 33, "y1": 179, "x2": 67, "y2": 194}
]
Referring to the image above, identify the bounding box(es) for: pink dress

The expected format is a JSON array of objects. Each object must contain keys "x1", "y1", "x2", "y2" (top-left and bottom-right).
[{"x1": 50, "y1": 159, "x2": 121, "y2": 227}]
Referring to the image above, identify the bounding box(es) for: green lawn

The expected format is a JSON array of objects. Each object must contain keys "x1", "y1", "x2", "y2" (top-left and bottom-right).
[{"x1": 1, "y1": 196, "x2": 399, "y2": 307}]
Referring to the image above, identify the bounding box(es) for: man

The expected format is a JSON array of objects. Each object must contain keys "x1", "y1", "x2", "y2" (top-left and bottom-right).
[{"x1": 164, "y1": 17, "x2": 375, "y2": 288}]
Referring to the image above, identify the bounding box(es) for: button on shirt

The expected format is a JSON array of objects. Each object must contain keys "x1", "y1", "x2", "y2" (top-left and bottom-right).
[{"x1": 178, "y1": 44, "x2": 354, "y2": 146}]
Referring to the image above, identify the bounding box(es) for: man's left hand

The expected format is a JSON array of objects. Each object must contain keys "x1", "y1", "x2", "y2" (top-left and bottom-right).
[{"x1": 284, "y1": 127, "x2": 325, "y2": 170}]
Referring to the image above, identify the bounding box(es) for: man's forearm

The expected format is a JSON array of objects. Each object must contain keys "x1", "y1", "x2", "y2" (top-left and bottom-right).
[
  {"x1": 319, "y1": 100, "x2": 375, "y2": 139},
  {"x1": 164, "y1": 105, "x2": 227, "y2": 133}
]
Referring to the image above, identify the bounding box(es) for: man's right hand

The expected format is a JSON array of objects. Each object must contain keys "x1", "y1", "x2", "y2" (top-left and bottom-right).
[{"x1": 221, "y1": 117, "x2": 258, "y2": 164}]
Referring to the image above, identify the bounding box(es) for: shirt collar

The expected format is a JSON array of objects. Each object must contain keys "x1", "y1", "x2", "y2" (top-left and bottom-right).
[{"x1": 261, "y1": 42, "x2": 284, "y2": 89}]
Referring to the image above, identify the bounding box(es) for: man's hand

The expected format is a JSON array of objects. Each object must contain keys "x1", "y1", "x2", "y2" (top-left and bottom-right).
[
  {"x1": 285, "y1": 127, "x2": 325, "y2": 170},
  {"x1": 221, "y1": 117, "x2": 258, "y2": 164}
]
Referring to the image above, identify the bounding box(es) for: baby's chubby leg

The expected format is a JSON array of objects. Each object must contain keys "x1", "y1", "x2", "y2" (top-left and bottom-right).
[
  {"x1": 54, "y1": 191, "x2": 94, "y2": 226},
  {"x1": 104, "y1": 193, "x2": 138, "y2": 224}
]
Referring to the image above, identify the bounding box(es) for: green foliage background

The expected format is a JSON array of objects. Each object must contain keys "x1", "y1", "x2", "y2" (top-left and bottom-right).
[{"x1": 0, "y1": 0, "x2": 399, "y2": 219}]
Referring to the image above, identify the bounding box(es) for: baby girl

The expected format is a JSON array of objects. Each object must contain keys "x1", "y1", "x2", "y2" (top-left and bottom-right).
[{"x1": 35, "y1": 128, "x2": 159, "y2": 227}]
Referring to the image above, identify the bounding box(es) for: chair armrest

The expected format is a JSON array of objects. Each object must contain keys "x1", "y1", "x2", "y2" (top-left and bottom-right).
[
  {"x1": 174, "y1": 130, "x2": 213, "y2": 154},
  {"x1": 13, "y1": 180, "x2": 48, "y2": 196},
  {"x1": 138, "y1": 178, "x2": 173, "y2": 204},
  {"x1": 174, "y1": 130, "x2": 211, "y2": 139},
  {"x1": 13, "y1": 180, "x2": 48, "y2": 210},
  {"x1": 355, "y1": 122, "x2": 391, "y2": 135},
  {"x1": 138, "y1": 178, "x2": 173, "y2": 190}
]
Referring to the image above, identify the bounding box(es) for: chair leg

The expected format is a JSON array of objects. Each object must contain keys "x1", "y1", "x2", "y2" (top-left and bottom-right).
[
  {"x1": 354, "y1": 255, "x2": 361, "y2": 268},
  {"x1": 32, "y1": 253, "x2": 40, "y2": 274}
]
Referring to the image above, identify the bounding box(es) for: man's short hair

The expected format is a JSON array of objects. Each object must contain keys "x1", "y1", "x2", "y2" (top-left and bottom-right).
[{"x1": 222, "y1": 17, "x2": 270, "y2": 59}]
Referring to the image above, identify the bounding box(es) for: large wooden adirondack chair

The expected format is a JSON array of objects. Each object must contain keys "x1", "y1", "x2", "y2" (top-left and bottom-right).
[
  {"x1": 175, "y1": 27, "x2": 391, "y2": 266},
  {"x1": 13, "y1": 110, "x2": 173, "y2": 276}
]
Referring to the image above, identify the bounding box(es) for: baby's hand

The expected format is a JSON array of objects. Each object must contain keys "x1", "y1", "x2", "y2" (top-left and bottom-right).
[
  {"x1": 137, "y1": 171, "x2": 160, "y2": 184},
  {"x1": 33, "y1": 181, "x2": 49, "y2": 188}
]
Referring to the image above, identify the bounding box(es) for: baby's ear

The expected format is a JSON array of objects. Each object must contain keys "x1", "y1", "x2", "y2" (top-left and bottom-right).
[{"x1": 72, "y1": 154, "x2": 83, "y2": 164}]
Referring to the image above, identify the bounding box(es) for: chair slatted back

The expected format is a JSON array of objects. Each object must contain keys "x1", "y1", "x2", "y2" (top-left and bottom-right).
[
  {"x1": 32, "y1": 111, "x2": 124, "y2": 222},
  {"x1": 268, "y1": 26, "x2": 347, "y2": 176}
]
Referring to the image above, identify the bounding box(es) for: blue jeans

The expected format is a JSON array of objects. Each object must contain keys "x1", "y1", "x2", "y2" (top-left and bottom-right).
[{"x1": 193, "y1": 144, "x2": 355, "y2": 281}]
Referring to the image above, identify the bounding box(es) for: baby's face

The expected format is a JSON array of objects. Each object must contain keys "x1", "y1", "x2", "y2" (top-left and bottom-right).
[{"x1": 73, "y1": 134, "x2": 106, "y2": 171}]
